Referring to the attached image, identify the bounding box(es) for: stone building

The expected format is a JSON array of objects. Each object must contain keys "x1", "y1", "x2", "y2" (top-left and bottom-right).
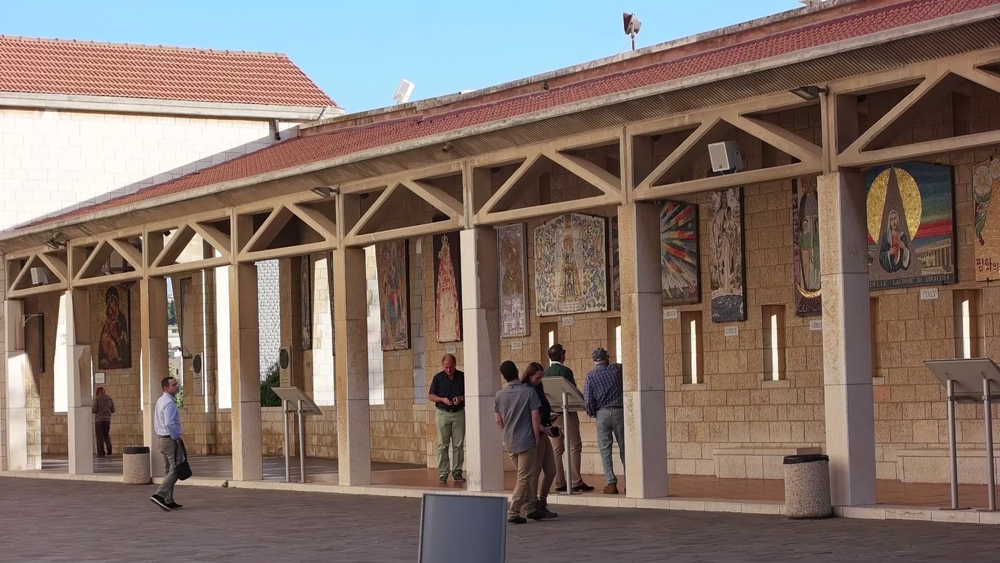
[{"x1": 5, "y1": 0, "x2": 1000, "y2": 514}]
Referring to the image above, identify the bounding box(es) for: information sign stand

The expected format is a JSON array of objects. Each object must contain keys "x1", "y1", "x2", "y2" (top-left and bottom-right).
[
  {"x1": 273, "y1": 387, "x2": 322, "y2": 483},
  {"x1": 542, "y1": 377, "x2": 585, "y2": 496}
]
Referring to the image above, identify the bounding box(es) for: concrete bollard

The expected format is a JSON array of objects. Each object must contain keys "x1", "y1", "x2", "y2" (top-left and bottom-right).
[
  {"x1": 122, "y1": 446, "x2": 151, "y2": 485},
  {"x1": 783, "y1": 453, "x2": 832, "y2": 519}
]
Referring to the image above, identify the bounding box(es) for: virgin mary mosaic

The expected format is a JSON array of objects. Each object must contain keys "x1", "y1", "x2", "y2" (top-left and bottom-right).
[
  {"x1": 534, "y1": 213, "x2": 607, "y2": 316},
  {"x1": 98, "y1": 284, "x2": 131, "y2": 370}
]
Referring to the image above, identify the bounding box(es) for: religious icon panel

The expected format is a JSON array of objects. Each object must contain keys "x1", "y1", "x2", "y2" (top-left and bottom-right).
[
  {"x1": 973, "y1": 156, "x2": 1000, "y2": 281},
  {"x1": 792, "y1": 177, "x2": 821, "y2": 316},
  {"x1": 498, "y1": 224, "x2": 529, "y2": 338},
  {"x1": 708, "y1": 188, "x2": 746, "y2": 323},
  {"x1": 434, "y1": 232, "x2": 463, "y2": 343},
  {"x1": 866, "y1": 162, "x2": 955, "y2": 289},
  {"x1": 376, "y1": 239, "x2": 410, "y2": 351},
  {"x1": 534, "y1": 213, "x2": 608, "y2": 317},
  {"x1": 98, "y1": 284, "x2": 132, "y2": 370}
]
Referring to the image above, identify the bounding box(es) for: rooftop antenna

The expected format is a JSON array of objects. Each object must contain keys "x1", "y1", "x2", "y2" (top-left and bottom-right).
[
  {"x1": 393, "y1": 79, "x2": 415, "y2": 105},
  {"x1": 623, "y1": 13, "x2": 642, "y2": 51},
  {"x1": 798, "y1": 0, "x2": 822, "y2": 6}
]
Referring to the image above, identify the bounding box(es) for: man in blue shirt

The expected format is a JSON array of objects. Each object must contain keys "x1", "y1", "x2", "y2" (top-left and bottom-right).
[
  {"x1": 151, "y1": 377, "x2": 183, "y2": 511},
  {"x1": 583, "y1": 348, "x2": 624, "y2": 494}
]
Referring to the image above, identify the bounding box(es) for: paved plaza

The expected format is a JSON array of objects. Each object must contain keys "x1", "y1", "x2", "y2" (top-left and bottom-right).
[{"x1": 3, "y1": 477, "x2": 1000, "y2": 562}]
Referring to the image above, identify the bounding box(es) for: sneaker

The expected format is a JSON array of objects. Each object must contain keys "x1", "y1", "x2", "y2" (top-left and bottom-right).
[
  {"x1": 572, "y1": 482, "x2": 595, "y2": 492},
  {"x1": 603, "y1": 483, "x2": 619, "y2": 495},
  {"x1": 439, "y1": 475, "x2": 449, "y2": 483},
  {"x1": 507, "y1": 515, "x2": 527, "y2": 524},
  {"x1": 453, "y1": 472, "x2": 466, "y2": 483},
  {"x1": 166, "y1": 502, "x2": 183, "y2": 509},
  {"x1": 526, "y1": 510, "x2": 548, "y2": 521},
  {"x1": 150, "y1": 495, "x2": 171, "y2": 511}
]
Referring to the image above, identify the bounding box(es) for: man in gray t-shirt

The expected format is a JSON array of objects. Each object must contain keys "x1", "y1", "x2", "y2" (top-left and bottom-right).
[{"x1": 494, "y1": 361, "x2": 541, "y2": 523}]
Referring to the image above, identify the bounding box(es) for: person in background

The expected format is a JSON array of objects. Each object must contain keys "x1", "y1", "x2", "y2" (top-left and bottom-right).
[
  {"x1": 494, "y1": 360, "x2": 544, "y2": 524},
  {"x1": 583, "y1": 348, "x2": 625, "y2": 495},
  {"x1": 520, "y1": 362, "x2": 559, "y2": 519},
  {"x1": 92, "y1": 386, "x2": 116, "y2": 457},
  {"x1": 428, "y1": 354, "x2": 465, "y2": 483},
  {"x1": 151, "y1": 377, "x2": 183, "y2": 511},
  {"x1": 543, "y1": 344, "x2": 592, "y2": 492}
]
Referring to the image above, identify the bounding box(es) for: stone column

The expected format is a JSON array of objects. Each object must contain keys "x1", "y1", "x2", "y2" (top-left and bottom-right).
[
  {"x1": 460, "y1": 228, "x2": 505, "y2": 492},
  {"x1": 618, "y1": 202, "x2": 669, "y2": 499},
  {"x1": 5, "y1": 299, "x2": 35, "y2": 470},
  {"x1": 140, "y1": 277, "x2": 169, "y2": 477},
  {"x1": 818, "y1": 170, "x2": 876, "y2": 506},
  {"x1": 57, "y1": 289, "x2": 93, "y2": 474},
  {"x1": 229, "y1": 264, "x2": 262, "y2": 481},
  {"x1": 332, "y1": 246, "x2": 371, "y2": 486}
]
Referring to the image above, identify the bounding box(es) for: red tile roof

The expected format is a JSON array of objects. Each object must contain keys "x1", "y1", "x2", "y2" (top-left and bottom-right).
[
  {"x1": 0, "y1": 35, "x2": 336, "y2": 107},
  {"x1": 21, "y1": 0, "x2": 1000, "y2": 230}
]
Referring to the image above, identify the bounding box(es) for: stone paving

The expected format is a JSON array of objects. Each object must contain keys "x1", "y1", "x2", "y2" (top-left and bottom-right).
[{"x1": 3, "y1": 477, "x2": 1000, "y2": 562}]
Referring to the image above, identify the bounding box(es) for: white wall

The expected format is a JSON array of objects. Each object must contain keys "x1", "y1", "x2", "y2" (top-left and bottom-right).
[{"x1": 0, "y1": 107, "x2": 294, "y2": 229}]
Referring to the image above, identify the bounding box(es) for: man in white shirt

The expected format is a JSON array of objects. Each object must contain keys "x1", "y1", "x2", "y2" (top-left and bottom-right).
[{"x1": 151, "y1": 377, "x2": 183, "y2": 511}]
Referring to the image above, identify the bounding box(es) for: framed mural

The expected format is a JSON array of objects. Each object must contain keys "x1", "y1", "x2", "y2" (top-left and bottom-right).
[
  {"x1": 300, "y1": 254, "x2": 312, "y2": 350},
  {"x1": 434, "y1": 232, "x2": 463, "y2": 343},
  {"x1": 98, "y1": 284, "x2": 132, "y2": 370},
  {"x1": 660, "y1": 200, "x2": 700, "y2": 305},
  {"x1": 974, "y1": 156, "x2": 1000, "y2": 280},
  {"x1": 866, "y1": 162, "x2": 955, "y2": 289},
  {"x1": 534, "y1": 213, "x2": 608, "y2": 316},
  {"x1": 376, "y1": 239, "x2": 410, "y2": 351},
  {"x1": 792, "y1": 177, "x2": 822, "y2": 316},
  {"x1": 609, "y1": 217, "x2": 620, "y2": 311},
  {"x1": 498, "y1": 223, "x2": 529, "y2": 338},
  {"x1": 708, "y1": 188, "x2": 746, "y2": 323}
]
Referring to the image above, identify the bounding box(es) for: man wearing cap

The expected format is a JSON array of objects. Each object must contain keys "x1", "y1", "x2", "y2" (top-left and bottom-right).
[
  {"x1": 582, "y1": 347, "x2": 625, "y2": 494},
  {"x1": 542, "y1": 344, "x2": 592, "y2": 492}
]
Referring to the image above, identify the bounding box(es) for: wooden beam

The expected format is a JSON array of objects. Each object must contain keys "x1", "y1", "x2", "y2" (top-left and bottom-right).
[
  {"x1": 342, "y1": 218, "x2": 463, "y2": 248},
  {"x1": 36, "y1": 252, "x2": 68, "y2": 284},
  {"x1": 401, "y1": 179, "x2": 465, "y2": 219},
  {"x1": 730, "y1": 114, "x2": 823, "y2": 163},
  {"x1": 75, "y1": 242, "x2": 114, "y2": 281},
  {"x1": 636, "y1": 118, "x2": 721, "y2": 191},
  {"x1": 287, "y1": 203, "x2": 338, "y2": 243},
  {"x1": 838, "y1": 129, "x2": 1000, "y2": 168},
  {"x1": 346, "y1": 184, "x2": 398, "y2": 239},
  {"x1": 73, "y1": 270, "x2": 142, "y2": 288},
  {"x1": 190, "y1": 221, "x2": 233, "y2": 259},
  {"x1": 546, "y1": 149, "x2": 622, "y2": 195},
  {"x1": 152, "y1": 225, "x2": 195, "y2": 269},
  {"x1": 479, "y1": 150, "x2": 543, "y2": 215},
  {"x1": 8, "y1": 256, "x2": 34, "y2": 291},
  {"x1": 238, "y1": 240, "x2": 340, "y2": 263},
  {"x1": 107, "y1": 238, "x2": 143, "y2": 273},
  {"x1": 7, "y1": 281, "x2": 69, "y2": 299},
  {"x1": 839, "y1": 67, "x2": 951, "y2": 159},
  {"x1": 635, "y1": 162, "x2": 820, "y2": 201},
  {"x1": 245, "y1": 206, "x2": 294, "y2": 253},
  {"x1": 148, "y1": 256, "x2": 230, "y2": 277},
  {"x1": 474, "y1": 194, "x2": 617, "y2": 226},
  {"x1": 951, "y1": 64, "x2": 1000, "y2": 96}
]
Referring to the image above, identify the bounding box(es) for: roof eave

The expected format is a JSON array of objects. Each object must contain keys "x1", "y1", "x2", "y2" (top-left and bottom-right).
[
  {"x1": 0, "y1": 90, "x2": 342, "y2": 121},
  {"x1": 3, "y1": 2, "x2": 998, "y2": 250}
]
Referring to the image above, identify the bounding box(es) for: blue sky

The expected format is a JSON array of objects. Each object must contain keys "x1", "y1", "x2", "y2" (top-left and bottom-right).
[{"x1": 6, "y1": 0, "x2": 802, "y2": 113}]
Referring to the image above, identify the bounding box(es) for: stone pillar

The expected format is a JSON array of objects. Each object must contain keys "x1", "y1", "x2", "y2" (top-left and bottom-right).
[
  {"x1": 5, "y1": 299, "x2": 35, "y2": 470},
  {"x1": 279, "y1": 257, "x2": 304, "y2": 389},
  {"x1": 460, "y1": 228, "x2": 505, "y2": 492},
  {"x1": 58, "y1": 289, "x2": 93, "y2": 474},
  {"x1": 332, "y1": 246, "x2": 371, "y2": 485},
  {"x1": 141, "y1": 277, "x2": 169, "y2": 477},
  {"x1": 818, "y1": 170, "x2": 877, "y2": 506},
  {"x1": 230, "y1": 264, "x2": 262, "y2": 481},
  {"x1": 618, "y1": 202, "x2": 669, "y2": 499}
]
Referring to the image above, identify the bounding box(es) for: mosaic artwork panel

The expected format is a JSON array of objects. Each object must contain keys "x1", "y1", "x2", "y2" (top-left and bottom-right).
[
  {"x1": 708, "y1": 188, "x2": 746, "y2": 323},
  {"x1": 98, "y1": 284, "x2": 132, "y2": 370},
  {"x1": 376, "y1": 239, "x2": 410, "y2": 351},
  {"x1": 534, "y1": 213, "x2": 608, "y2": 317},
  {"x1": 660, "y1": 200, "x2": 700, "y2": 305},
  {"x1": 433, "y1": 231, "x2": 462, "y2": 343},
  {"x1": 792, "y1": 177, "x2": 821, "y2": 316},
  {"x1": 498, "y1": 223, "x2": 529, "y2": 338}
]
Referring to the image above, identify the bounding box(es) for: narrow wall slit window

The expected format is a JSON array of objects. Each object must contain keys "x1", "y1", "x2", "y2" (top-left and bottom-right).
[
  {"x1": 953, "y1": 290, "x2": 984, "y2": 359},
  {"x1": 606, "y1": 318, "x2": 622, "y2": 364},
  {"x1": 681, "y1": 311, "x2": 703, "y2": 385},
  {"x1": 762, "y1": 305, "x2": 786, "y2": 381},
  {"x1": 541, "y1": 322, "x2": 558, "y2": 363}
]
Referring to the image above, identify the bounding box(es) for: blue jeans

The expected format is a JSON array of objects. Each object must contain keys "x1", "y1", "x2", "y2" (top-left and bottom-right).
[{"x1": 596, "y1": 408, "x2": 625, "y2": 485}]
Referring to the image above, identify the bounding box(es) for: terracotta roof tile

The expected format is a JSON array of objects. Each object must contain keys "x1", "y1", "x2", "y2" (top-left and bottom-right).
[
  {"x1": 0, "y1": 35, "x2": 336, "y2": 107},
  {"x1": 23, "y1": 0, "x2": 1000, "y2": 229}
]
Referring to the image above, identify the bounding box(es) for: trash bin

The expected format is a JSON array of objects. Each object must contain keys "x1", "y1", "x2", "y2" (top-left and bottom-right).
[
  {"x1": 122, "y1": 446, "x2": 151, "y2": 485},
  {"x1": 783, "y1": 453, "x2": 831, "y2": 519}
]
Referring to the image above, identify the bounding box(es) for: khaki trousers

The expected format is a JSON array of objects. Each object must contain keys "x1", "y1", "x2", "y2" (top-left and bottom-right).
[
  {"x1": 551, "y1": 411, "x2": 583, "y2": 487},
  {"x1": 535, "y1": 434, "x2": 556, "y2": 502},
  {"x1": 508, "y1": 446, "x2": 538, "y2": 517}
]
